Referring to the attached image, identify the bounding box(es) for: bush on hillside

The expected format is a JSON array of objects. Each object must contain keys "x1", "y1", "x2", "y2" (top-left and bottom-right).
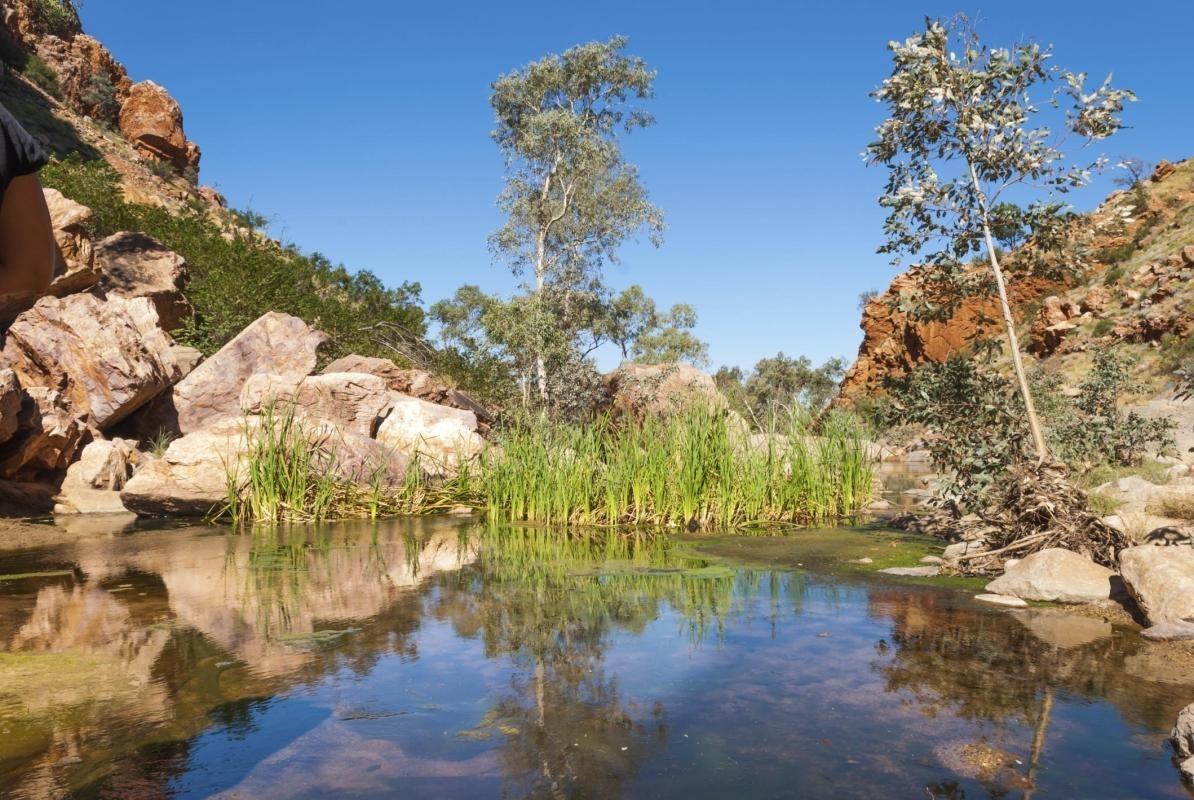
[
  {"x1": 21, "y1": 54, "x2": 60, "y2": 98},
  {"x1": 40, "y1": 155, "x2": 426, "y2": 359},
  {"x1": 80, "y1": 72, "x2": 120, "y2": 125},
  {"x1": 883, "y1": 349, "x2": 1175, "y2": 511},
  {"x1": 1035, "y1": 349, "x2": 1174, "y2": 468},
  {"x1": 26, "y1": 0, "x2": 77, "y2": 37}
]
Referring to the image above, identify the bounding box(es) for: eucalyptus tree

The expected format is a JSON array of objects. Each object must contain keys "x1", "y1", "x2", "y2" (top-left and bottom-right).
[
  {"x1": 490, "y1": 36, "x2": 664, "y2": 403},
  {"x1": 867, "y1": 17, "x2": 1134, "y2": 460},
  {"x1": 601, "y1": 284, "x2": 708, "y2": 365}
]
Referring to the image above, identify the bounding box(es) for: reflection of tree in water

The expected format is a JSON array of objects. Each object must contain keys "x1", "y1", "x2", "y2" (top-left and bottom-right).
[
  {"x1": 871, "y1": 587, "x2": 1193, "y2": 798},
  {"x1": 431, "y1": 527, "x2": 737, "y2": 799}
]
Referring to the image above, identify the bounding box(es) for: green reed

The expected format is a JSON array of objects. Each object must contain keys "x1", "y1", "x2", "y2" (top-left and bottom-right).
[
  {"x1": 224, "y1": 401, "x2": 872, "y2": 528},
  {"x1": 221, "y1": 403, "x2": 484, "y2": 525},
  {"x1": 480, "y1": 406, "x2": 873, "y2": 530}
]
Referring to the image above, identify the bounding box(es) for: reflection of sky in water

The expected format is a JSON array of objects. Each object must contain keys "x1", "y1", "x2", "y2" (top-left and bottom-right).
[{"x1": 1, "y1": 522, "x2": 1191, "y2": 800}]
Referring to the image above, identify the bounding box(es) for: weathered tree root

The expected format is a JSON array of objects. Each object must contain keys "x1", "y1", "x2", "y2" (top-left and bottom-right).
[{"x1": 894, "y1": 461, "x2": 1131, "y2": 576}]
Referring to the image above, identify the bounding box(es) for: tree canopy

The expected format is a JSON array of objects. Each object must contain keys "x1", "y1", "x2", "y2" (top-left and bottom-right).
[{"x1": 867, "y1": 16, "x2": 1133, "y2": 459}]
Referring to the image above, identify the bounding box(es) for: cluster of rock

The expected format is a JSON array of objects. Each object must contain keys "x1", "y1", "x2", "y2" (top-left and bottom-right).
[
  {"x1": 1, "y1": 0, "x2": 200, "y2": 175},
  {"x1": 1029, "y1": 244, "x2": 1194, "y2": 357},
  {"x1": 961, "y1": 542, "x2": 1194, "y2": 641},
  {"x1": 0, "y1": 191, "x2": 488, "y2": 519}
]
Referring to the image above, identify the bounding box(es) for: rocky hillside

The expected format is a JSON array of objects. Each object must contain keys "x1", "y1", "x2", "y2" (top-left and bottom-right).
[
  {"x1": 0, "y1": 1, "x2": 496, "y2": 517},
  {"x1": 840, "y1": 158, "x2": 1194, "y2": 450},
  {"x1": 1, "y1": 0, "x2": 208, "y2": 198}
]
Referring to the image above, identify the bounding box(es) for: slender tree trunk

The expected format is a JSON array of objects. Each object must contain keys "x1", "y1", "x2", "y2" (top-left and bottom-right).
[
  {"x1": 531, "y1": 232, "x2": 550, "y2": 403},
  {"x1": 968, "y1": 162, "x2": 1050, "y2": 462}
]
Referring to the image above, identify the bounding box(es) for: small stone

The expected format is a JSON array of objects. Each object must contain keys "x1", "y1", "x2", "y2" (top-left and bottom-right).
[
  {"x1": 943, "y1": 539, "x2": 986, "y2": 561},
  {"x1": 1140, "y1": 621, "x2": 1194, "y2": 641},
  {"x1": 920, "y1": 555, "x2": 944, "y2": 565},
  {"x1": 879, "y1": 566, "x2": 940, "y2": 577},
  {"x1": 974, "y1": 594, "x2": 1028, "y2": 608},
  {"x1": 853, "y1": 557, "x2": 873, "y2": 564}
]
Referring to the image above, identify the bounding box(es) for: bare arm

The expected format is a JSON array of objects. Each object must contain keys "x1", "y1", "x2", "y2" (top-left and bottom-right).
[{"x1": 0, "y1": 173, "x2": 55, "y2": 296}]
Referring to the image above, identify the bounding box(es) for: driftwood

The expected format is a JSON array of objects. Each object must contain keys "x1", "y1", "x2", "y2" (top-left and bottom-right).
[{"x1": 894, "y1": 461, "x2": 1131, "y2": 576}]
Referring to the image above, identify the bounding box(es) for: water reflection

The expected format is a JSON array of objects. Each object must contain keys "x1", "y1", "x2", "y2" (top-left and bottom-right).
[{"x1": 0, "y1": 522, "x2": 1190, "y2": 799}]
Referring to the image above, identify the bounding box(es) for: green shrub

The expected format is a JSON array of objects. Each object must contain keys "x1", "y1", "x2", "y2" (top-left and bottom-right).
[
  {"x1": 80, "y1": 72, "x2": 120, "y2": 125},
  {"x1": 40, "y1": 155, "x2": 426, "y2": 359},
  {"x1": 144, "y1": 157, "x2": 176, "y2": 181},
  {"x1": 1092, "y1": 318, "x2": 1114, "y2": 337},
  {"x1": 1096, "y1": 241, "x2": 1136, "y2": 265},
  {"x1": 884, "y1": 358, "x2": 1030, "y2": 510},
  {"x1": 885, "y1": 351, "x2": 1177, "y2": 511},
  {"x1": 1158, "y1": 332, "x2": 1194, "y2": 374},
  {"x1": 21, "y1": 54, "x2": 60, "y2": 98},
  {"x1": 1103, "y1": 264, "x2": 1126, "y2": 285},
  {"x1": 1041, "y1": 349, "x2": 1175, "y2": 468},
  {"x1": 26, "y1": 0, "x2": 77, "y2": 37}
]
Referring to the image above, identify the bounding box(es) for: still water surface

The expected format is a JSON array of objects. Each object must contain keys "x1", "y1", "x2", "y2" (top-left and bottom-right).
[{"x1": 0, "y1": 518, "x2": 1191, "y2": 799}]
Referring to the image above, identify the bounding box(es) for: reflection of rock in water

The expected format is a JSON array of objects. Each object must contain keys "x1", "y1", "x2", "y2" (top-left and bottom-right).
[
  {"x1": 66, "y1": 523, "x2": 478, "y2": 677},
  {"x1": 933, "y1": 740, "x2": 1032, "y2": 791},
  {"x1": 1010, "y1": 608, "x2": 1113, "y2": 650},
  {"x1": 870, "y1": 585, "x2": 1194, "y2": 761},
  {"x1": 0, "y1": 521, "x2": 477, "y2": 799},
  {"x1": 208, "y1": 721, "x2": 501, "y2": 798}
]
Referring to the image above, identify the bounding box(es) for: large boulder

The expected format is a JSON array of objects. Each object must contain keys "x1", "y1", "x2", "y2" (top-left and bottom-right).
[
  {"x1": 1174, "y1": 704, "x2": 1194, "y2": 783},
  {"x1": 94, "y1": 232, "x2": 191, "y2": 331},
  {"x1": 0, "y1": 293, "x2": 180, "y2": 430},
  {"x1": 239, "y1": 372, "x2": 393, "y2": 438},
  {"x1": 120, "y1": 423, "x2": 245, "y2": 517},
  {"x1": 119, "y1": 81, "x2": 201, "y2": 174},
  {"x1": 1119, "y1": 545, "x2": 1194, "y2": 627},
  {"x1": 139, "y1": 312, "x2": 327, "y2": 436},
  {"x1": 984, "y1": 548, "x2": 1115, "y2": 604},
  {"x1": 375, "y1": 394, "x2": 484, "y2": 478},
  {"x1": 0, "y1": 368, "x2": 20, "y2": 445},
  {"x1": 321, "y1": 355, "x2": 493, "y2": 430},
  {"x1": 601, "y1": 363, "x2": 726, "y2": 419},
  {"x1": 54, "y1": 437, "x2": 139, "y2": 515},
  {"x1": 42, "y1": 188, "x2": 99, "y2": 296},
  {"x1": 0, "y1": 190, "x2": 99, "y2": 325},
  {"x1": 0, "y1": 387, "x2": 87, "y2": 479}
]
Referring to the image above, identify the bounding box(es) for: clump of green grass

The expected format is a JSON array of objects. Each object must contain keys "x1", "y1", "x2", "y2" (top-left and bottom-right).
[
  {"x1": 146, "y1": 429, "x2": 175, "y2": 458},
  {"x1": 224, "y1": 403, "x2": 873, "y2": 529},
  {"x1": 1079, "y1": 459, "x2": 1173, "y2": 490},
  {"x1": 221, "y1": 403, "x2": 482, "y2": 525},
  {"x1": 223, "y1": 403, "x2": 338, "y2": 524},
  {"x1": 480, "y1": 407, "x2": 873, "y2": 529}
]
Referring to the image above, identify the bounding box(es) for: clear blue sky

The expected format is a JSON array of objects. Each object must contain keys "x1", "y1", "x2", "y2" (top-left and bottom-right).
[{"x1": 81, "y1": 1, "x2": 1193, "y2": 371}]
